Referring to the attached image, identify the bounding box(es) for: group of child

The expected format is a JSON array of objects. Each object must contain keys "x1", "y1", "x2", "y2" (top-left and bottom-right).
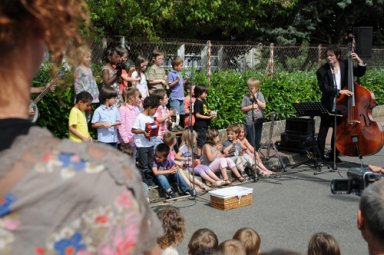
[
  {"x1": 156, "y1": 206, "x2": 341, "y2": 255},
  {"x1": 68, "y1": 44, "x2": 275, "y2": 199}
]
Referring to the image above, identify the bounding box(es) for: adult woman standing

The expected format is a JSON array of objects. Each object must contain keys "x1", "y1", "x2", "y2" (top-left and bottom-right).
[{"x1": 0, "y1": 1, "x2": 162, "y2": 254}]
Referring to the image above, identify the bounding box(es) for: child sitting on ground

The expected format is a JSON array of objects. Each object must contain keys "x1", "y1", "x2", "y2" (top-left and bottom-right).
[
  {"x1": 177, "y1": 129, "x2": 224, "y2": 187},
  {"x1": 68, "y1": 91, "x2": 93, "y2": 143},
  {"x1": 236, "y1": 124, "x2": 274, "y2": 177},
  {"x1": 201, "y1": 129, "x2": 245, "y2": 185},
  {"x1": 233, "y1": 227, "x2": 261, "y2": 255},
  {"x1": 91, "y1": 87, "x2": 121, "y2": 148},
  {"x1": 222, "y1": 124, "x2": 249, "y2": 177},
  {"x1": 156, "y1": 206, "x2": 186, "y2": 255},
  {"x1": 162, "y1": 132, "x2": 207, "y2": 193},
  {"x1": 152, "y1": 143, "x2": 192, "y2": 198},
  {"x1": 219, "y1": 239, "x2": 246, "y2": 255},
  {"x1": 188, "y1": 228, "x2": 219, "y2": 255},
  {"x1": 307, "y1": 232, "x2": 340, "y2": 255}
]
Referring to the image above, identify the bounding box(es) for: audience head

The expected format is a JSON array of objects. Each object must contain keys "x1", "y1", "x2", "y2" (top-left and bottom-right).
[
  {"x1": 156, "y1": 206, "x2": 185, "y2": 250},
  {"x1": 219, "y1": 239, "x2": 246, "y2": 255},
  {"x1": 75, "y1": 91, "x2": 92, "y2": 104},
  {"x1": 307, "y1": 232, "x2": 340, "y2": 255},
  {"x1": 188, "y1": 228, "x2": 219, "y2": 255},
  {"x1": 181, "y1": 130, "x2": 197, "y2": 149},
  {"x1": 205, "y1": 129, "x2": 220, "y2": 146},
  {"x1": 99, "y1": 86, "x2": 118, "y2": 104},
  {"x1": 358, "y1": 179, "x2": 384, "y2": 251},
  {"x1": 194, "y1": 85, "x2": 208, "y2": 99},
  {"x1": 260, "y1": 249, "x2": 302, "y2": 255},
  {"x1": 233, "y1": 227, "x2": 261, "y2": 255}
]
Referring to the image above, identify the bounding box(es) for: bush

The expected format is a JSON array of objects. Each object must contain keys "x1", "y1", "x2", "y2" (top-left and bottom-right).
[{"x1": 33, "y1": 66, "x2": 384, "y2": 138}]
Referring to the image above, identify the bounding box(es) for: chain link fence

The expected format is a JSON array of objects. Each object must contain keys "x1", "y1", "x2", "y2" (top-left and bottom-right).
[{"x1": 89, "y1": 38, "x2": 384, "y2": 73}]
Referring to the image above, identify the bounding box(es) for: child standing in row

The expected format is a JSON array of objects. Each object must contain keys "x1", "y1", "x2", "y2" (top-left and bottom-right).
[
  {"x1": 118, "y1": 87, "x2": 141, "y2": 156},
  {"x1": 152, "y1": 143, "x2": 192, "y2": 198},
  {"x1": 147, "y1": 49, "x2": 167, "y2": 94},
  {"x1": 153, "y1": 89, "x2": 175, "y2": 139},
  {"x1": 68, "y1": 91, "x2": 93, "y2": 143},
  {"x1": 184, "y1": 84, "x2": 195, "y2": 128},
  {"x1": 194, "y1": 85, "x2": 216, "y2": 156},
  {"x1": 201, "y1": 129, "x2": 245, "y2": 185},
  {"x1": 177, "y1": 130, "x2": 224, "y2": 187},
  {"x1": 91, "y1": 87, "x2": 121, "y2": 148},
  {"x1": 73, "y1": 46, "x2": 99, "y2": 104},
  {"x1": 131, "y1": 56, "x2": 149, "y2": 99},
  {"x1": 168, "y1": 56, "x2": 188, "y2": 127},
  {"x1": 132, "y1": 95, "x2": 160, "y2": 186}
]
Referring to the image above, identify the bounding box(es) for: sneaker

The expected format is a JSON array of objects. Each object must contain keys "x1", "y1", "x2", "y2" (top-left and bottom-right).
[{"x1": 166, "y1": 190, "x2": 177, "y2": 199}]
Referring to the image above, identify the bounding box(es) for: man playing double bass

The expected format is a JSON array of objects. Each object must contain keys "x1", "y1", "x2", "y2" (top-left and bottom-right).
[{"x1": 317, "y1": 45, "x2": 366, "y2": 162}]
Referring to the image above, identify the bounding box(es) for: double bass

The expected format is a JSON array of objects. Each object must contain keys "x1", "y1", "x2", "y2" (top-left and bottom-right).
[{"x1": 335, "y1": 35, "x2": 384, "y2": 156}]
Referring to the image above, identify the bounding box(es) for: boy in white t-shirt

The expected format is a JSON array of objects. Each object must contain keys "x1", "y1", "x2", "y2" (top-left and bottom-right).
[{"x1": 132, "y1": 95, "x2": 160, "y2": 186}]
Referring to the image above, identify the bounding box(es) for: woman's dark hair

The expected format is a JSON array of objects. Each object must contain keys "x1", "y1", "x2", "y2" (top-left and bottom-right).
[
  {"x1": 99, "y1": 86, "x2": 118, "y2": 103},
  {"x1": 135, "y1": 55, "x2": 148, "y2": 77},
  {"x1": 194, "y1": 85, "x2": 208, "y2": 98}
]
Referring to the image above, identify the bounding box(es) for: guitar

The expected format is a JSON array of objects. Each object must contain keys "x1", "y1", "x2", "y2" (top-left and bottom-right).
[{"x1": 29, "y1": 71, "x2": 64, "y2": 123}]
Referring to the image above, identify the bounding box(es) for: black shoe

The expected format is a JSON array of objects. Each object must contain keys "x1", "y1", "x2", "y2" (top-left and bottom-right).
[
  {"x1": 166, "y1": 190, "x2": 177, "y2": 199},
  {"x1": 184, "y1": 189, "x2": 196, "y2": 196}
]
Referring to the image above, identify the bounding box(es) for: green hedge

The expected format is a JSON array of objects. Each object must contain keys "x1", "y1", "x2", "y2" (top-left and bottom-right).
[{"x1": 33, "y1": 67, "x2": 384, "y2": 138}]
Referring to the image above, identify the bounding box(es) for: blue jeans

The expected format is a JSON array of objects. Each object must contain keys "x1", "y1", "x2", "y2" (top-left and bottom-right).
[
  {"x1": 169, "y1": 99, "x2": 185, "y2": 115},
  {"x1": 155, "y1": 172, "x2": 190, "y2": 193}
]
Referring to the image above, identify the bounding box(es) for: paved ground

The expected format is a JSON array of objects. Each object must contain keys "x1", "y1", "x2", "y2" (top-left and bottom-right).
[{"x1": 151, "y1": 140, "x2": 384, "y2": 254}]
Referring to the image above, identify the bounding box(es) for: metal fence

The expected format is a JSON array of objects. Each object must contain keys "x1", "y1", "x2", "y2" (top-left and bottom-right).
[{"x1": 90, "y1": 38, "x2": 384, "y2": 73}]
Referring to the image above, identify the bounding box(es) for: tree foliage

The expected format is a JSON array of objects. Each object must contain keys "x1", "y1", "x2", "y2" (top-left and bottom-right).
[{"x1": 86, "y1": 0, "x2": 384, "y2": 45}]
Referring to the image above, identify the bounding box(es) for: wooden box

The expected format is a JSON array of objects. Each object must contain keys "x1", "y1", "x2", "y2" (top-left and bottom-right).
[{"x1": 209, "y1": 186, "x2": 253, "y2": 210}]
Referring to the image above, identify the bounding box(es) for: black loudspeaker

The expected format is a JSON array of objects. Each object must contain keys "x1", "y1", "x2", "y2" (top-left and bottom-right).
[
  {"x1": 285, "y1": 117, "x2": 314, "y2": 135},
  {"x1": 353, "y1": 27, "x2": 373, "y2": 59}
]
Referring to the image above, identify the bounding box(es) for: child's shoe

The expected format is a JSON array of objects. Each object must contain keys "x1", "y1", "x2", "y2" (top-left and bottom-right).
[{"x1": 166, "y1": 190, "x2": 177, "y2": 199}]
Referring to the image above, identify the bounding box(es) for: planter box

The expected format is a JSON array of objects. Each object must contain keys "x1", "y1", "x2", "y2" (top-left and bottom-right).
[{"x1": 209, "y1": 186, "x2": 253, "y2": 210}]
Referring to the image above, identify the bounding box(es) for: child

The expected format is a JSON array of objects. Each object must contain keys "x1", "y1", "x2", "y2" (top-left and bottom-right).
[
  {"x1": 193, "y1": 85, "x2": 215, "y2": 156},
  {"x1": 222, "y1": 124, "x2": 249, "y2": 177},
  {"x1": 153, "y1": 89, "x2": 175, "y2": 139},
  {"x1": 188, "y1": 228, "x2": 219, "y2": 255},
  {"x1": 68, "y1": 91, "x2": 93, "y2": 143},
  {"x1": 233, "y1": 227, "x2": 261, "y2": 255},
  {"x1": 146, "y1": 49, "x2": 167, "y2": 94},
  {"x1": 91, "y1": 87, "x2": 121, "y2": 148},
  {"x1": 102, "y1": 45, "x2": 126, "y2": 106},
  {"x1": 131, "y1": 56, "x2": 150, "y2": 100},
  {"x1": 219, "y1": 239, "x2": 246, "y2": 255},
  {"x1": 119, "y1": 50, "x2": 140, "y2": 92},
  {"x1": 237, "y1": 124, "x2": 274, "y2": 177},
  {"x1": 168, "y1": 56, "x2": 188, "y2": 127},
  {"x1": 156, "y1": 206, "x2": 186, "y2": 255},
  {"x1": 184, "y1": 84, "x2": 196, "y2": 128},
  {"x1": 163, "y1": 131, "x2": 211, "y2": 192},
  {"x1": 307, "y1": 232, "x2": 340, "y2": 255},
  {"x1": 132, "y1": 95, "x2": 161, "y2": 186},
  {"x1": 201, "y1": 129, "x2": 245, "y2": 185},
  {"x1": 152, "y1": 143, "x2": 192, "y2": 198},
  {"x1": 177, "y1": 130, "x2": 224, "y2": 187},
  {"x1": 73, "y1": 46, "x2": 99, "y2": 104},
  {"x1": 241, "y1": 77, "x2": 266, "y2": 151},
  {"x1": 118, "y1": 87, "x2": 141, "y2": 156}
]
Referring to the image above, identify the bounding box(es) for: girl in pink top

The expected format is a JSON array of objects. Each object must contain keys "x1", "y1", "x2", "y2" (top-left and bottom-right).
[
  {"x1": 153, "y1": 89, "x2": 176, "y2": 139},
  {"x1": 118, "y1": 87, "x2": 141, "y2": 156}
]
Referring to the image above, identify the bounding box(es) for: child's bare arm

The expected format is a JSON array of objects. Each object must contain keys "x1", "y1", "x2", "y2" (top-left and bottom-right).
[
  {"x1": 69, "y1": 125, "x2": 92, "y2": 141},
  {"x1": 203, "y1": 145, "x2": 218, "y2": 162},
  {"x1": 152, "y1": 165, "x2": 178, "y2": 175},
  {"x1": 102, "y1": 69, "x2": 118, "y2": 86}
]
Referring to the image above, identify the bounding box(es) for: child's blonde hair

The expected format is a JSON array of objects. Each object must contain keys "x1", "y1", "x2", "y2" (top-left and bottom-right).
[
  {"x1": 74, "y1": 45, "x2": 91, "y2": 66},
  {"x1": 205, "y1": 129, "x2": 220, "y2": 146},
  {"x1": 181, "y1": 130, "x2": 197, "y2": 149},
  {"x1": 247, "y1": 77, "x2": 261, "y2": 89},
  {"x1": 226, "y1": 124, "x2": 238, "y2": 134},
  {"x1": 122, "y1": 87, "x2": 139, "y2": 104},
  {"x1": 163, "y1": 132, "x2": 177, "y2": 147},
  {"x1": 156, "y1": 206, "x2": 185, "y2": 250},
  {"x1": 219, "y1": 239, "x2": 246, "y2": 255},
  {"x1": 233, "y1": 227, "x2": 261, "y2": 255},
  {"x1": 188, "y1": 228, "x2": 218, "y2": 255},
  {"x1": 307, "y1": 232, "x2": 340, "y2": 255}
]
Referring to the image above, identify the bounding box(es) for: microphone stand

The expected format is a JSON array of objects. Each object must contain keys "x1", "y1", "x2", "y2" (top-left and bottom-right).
[
  {"x1": 249, "y1": 90, "x2": 260, "y2": 182},
  {"x1": 330, "y1": 64, "x2": 338, "y2": 171}
]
